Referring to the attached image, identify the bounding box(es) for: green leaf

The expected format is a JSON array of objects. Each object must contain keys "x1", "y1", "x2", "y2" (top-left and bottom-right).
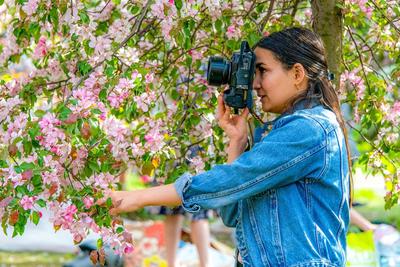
[
  {"x1": 77, "y1": 60, "x2": 92, "y2": 76},
  {"x1": 15, "y1": 185, "x2": 29, "y2": 195},
  {"x1": 14, "y1": 165, "x2": 23, "y2": 174},
  {"x1": 97, "y1": 238, "x2": 103, "y2": 249},
  {"x1": 58, "y1": 105, "x2": 72, "y2": 120},
  {"x1": 215, "y1": 19, "x2": 223, "y2": 32},
  {"x1": 22, "y1": 139, "x2": 32, "y2": 155},
  {"x1": 175, "y1": 0, "x2": 183, "y2": 10},
  {"x1": 99, "y1": 89, "x2": 107, "y2": 101},
  {"x1": 106, "y1": 197, "x2": 113, "y2": 208},
  {"x1": 105, "y1": 64, "x2": 115, "y2": 77},
  {"x1": 101, "y1": 162, "x2": 111, "y2": 172},
  {"x1": 116, "y1": 226, "x2": 124, "y2": 234},
  {"x1": 91, "y1": 108, "x2": 102, "y2": 115},
  {"x1": 34, "y1": 109, "x2": 46, "y2": 118},
  {"x1": 32, "y1": 175, "x2": 42, "y2": 187},
  {"x1": 129, "y1": 5, "x2": 140, "y2": 15},
  {"x1": 88, "y1": 160, "x2": 100, "y2": 172},
  {"x1": 0, "y1": 0, "x2": 4, "y2": 5},
  {"x1": 78, "y1": 10, "x2": 90, "y2": 24},
  {"x1": 20, "y1": 162, "x2": 35, "y2": 171},
  {"x1": 0, "y1": 160, "x2": 8, "y2": 168},
  {"x1": 36, "y1": 199, "x2": 46, "y2": 208},
  {"x1": 49, "y1": 7, "x2": 59, "y2": 28},
  {"x1": 32, "y1": 211, "x2": 40, "y2": 225},
  {"x1": 28, "y1": 22, "x2": 40, "y2": 42}
]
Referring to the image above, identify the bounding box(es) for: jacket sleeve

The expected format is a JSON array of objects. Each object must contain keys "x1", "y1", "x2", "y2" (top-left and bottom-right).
[{"x1": 174, "y1": 115, "x2": 328, "y2": 213}]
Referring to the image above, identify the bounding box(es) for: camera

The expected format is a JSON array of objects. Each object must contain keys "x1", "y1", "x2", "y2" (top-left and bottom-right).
[{"x1": 207, "y1": 41, "x2": 256, "y2": 110}]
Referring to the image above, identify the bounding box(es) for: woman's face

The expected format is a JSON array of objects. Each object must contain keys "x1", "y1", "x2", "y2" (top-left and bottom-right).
[{"x1": 253, "y1": 47, "x2": 301, "y2": 114}]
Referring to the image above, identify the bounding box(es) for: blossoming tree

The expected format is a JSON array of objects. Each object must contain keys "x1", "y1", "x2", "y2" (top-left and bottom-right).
[{"x1": 0, "y1": 0, "x2": 399, "y2": 257}]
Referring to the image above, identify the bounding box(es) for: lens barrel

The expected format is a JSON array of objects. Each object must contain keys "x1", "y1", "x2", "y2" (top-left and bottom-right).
[{"x1": 207, "y1": 56, "x2": 230, "y2": 86}]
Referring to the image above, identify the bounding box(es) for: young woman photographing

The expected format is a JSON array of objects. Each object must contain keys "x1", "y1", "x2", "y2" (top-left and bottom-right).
[{"x1": 99, "y1": 27, "x2": 352, "y2": 267}]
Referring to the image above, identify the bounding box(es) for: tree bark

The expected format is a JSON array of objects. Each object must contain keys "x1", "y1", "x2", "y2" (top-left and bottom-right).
[{"x1": 311, "y1": 0, "x2": 343, "y2": 90}]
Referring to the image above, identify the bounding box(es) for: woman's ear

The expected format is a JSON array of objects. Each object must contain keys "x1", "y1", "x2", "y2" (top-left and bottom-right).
[{"x1": 292, "y1": 63, "x2": 308, "y2": 90}]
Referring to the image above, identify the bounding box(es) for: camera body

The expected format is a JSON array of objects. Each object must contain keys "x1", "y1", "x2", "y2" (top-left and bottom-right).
[{"x1": 207, "y1": 41, "x2": 256, "y2": 110}]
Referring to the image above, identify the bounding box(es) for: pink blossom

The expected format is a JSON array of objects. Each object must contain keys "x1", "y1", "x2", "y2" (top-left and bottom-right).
[
  {"x1": 123, "y1": 243, "x2": 134, "y2": 254},
  {"x1": 226, "y1": 25, "x2": 237, "y2": 39},
  {"x1": 102, "y1": 117, "x2": 131, "y2": 161},
  {"x1": 0, "y1": 96, "x2": 21, "y2": 123},
  {"x1": 160, "y1": 18, "x2": 173, "y2": 41},
  {"x1": 226, "y1": 18, "x2": 243, "y2": 39},
  {"x1": 42, "y1": 171, "x2": 59, "y2": 185},
  {"x1": 140, "y1": 175, "x2": 151, "y2": 183},
  {"x1": 38, "y1": 114, "x2": 67, "y2": 155},
  {"x1": 150, "y1": 0, "x2": 165, "y2": 19},
  {"x1": 188, "y1": 49, "x2": 203, "y2": 61},
  {"x1": 134, "y1": 91, "x2": 156, "y2": 112},
  {"x1": 0, "y1": 197, "x2": 13, "y2": 209},
  {"x1": 33, "y1": 37, "x2": 48, "y2": 60},
  {"x1": 144, "y1": 73, "x2": 154, "y2": 83},
  {"x1": 341, "y1": 70, "x2": 365, "y2": 99},
  {"x1": 244, "y1": 1, "x2": 253, "y2": 10},
  {"x1": 304, "y1": 8, "x2": 312, "y2": 18},
  {"x1": 20, "y1": 196, "x2": 37, "y2": 210},
  {"x1": 190, "y1": 156, "x2": 205, "y2": 173},
  {"x1": 92, "y1": 2, "x2": 115, "y2": 21},
  {"x1": 4, "y1": 113, "x2": 28, "y2": 143},
  {"x1": 71, "y1": 147, "x2": 88, "y2": 175},
  {"x1": 63, "y1": 204, "x2": 78, "y2": 223},
  {"x1": 92, "y1": 173, "x2": 117, "y2": 189},
  {"x1": 386, "y1": 101, "x2": 400, "y2": 123},
  {"x1": 107, "y1": 78, "x2": 132, "y2": 108},
  {"x1": 83, "y1": 197, "x2": 94, "y2": 209},
  {"x1": 131, "y1": 70, "x2": 141, "y2": 81},
  {"x1": 22, "y1": 0, "x2": 39, "y2": 15},
  {"x1": 21, "y1": 170, "x2": 33, "y2": 181},
  {"x1": 47, "y1": 59, "x2": 63, "y2": 81}
]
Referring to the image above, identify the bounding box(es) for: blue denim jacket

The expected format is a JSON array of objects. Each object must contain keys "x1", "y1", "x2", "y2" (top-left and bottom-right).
[{"x1": 174, "y1": 102, "x2": 350, "y2": 267}]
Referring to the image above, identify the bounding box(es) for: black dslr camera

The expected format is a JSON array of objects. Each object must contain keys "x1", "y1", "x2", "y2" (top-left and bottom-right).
[{"x1": 207, "y1": 41, "x2": 256, "y2": 111}]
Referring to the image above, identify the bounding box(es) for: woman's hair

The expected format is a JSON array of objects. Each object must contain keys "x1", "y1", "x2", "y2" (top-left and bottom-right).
[{"x1": 255, "y1": 27, "x2": 353, "y2": 204}]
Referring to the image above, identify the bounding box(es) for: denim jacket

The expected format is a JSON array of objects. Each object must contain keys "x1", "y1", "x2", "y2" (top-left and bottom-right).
[{"x1": 174, "y1": 101, "x2": 350, "y2": 267}]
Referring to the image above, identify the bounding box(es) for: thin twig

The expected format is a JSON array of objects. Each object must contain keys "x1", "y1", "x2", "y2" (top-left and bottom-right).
[
  {"x1": 346, "y1": 27, "x2": 373, "y2": 97},
  {"x1": 259, "y1": 0, "x2": 275, "y2": 34}
]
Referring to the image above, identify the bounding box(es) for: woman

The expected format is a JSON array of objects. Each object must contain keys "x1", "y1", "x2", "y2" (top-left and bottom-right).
[{"x1": 100, "y1": 27, "x2": 352, "y2": 267}]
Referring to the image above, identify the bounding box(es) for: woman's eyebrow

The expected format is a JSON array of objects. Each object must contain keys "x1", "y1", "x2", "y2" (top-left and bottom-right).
[{"x1": 255, "y1": 63, "x2": 267, "y2": 68}]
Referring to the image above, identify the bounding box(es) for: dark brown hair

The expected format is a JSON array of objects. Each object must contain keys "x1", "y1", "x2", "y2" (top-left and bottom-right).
[{"x1": 255, "y1": 27, "x2": 353, "y2": 203}]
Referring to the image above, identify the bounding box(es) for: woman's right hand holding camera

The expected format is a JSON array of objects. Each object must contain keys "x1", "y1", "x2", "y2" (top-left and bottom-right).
[{"x1": 217, "y1": 95, "x2": 249, "y2": 162}]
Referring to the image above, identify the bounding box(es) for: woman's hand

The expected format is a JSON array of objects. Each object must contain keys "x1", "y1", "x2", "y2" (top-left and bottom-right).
[
  {"x1": 216, "y1": 95, "x2": 249, "y2": 145},
  {"x1": 97, "y1": 190, "x2": 142, "y2": 215},
  {"x1": 96, "y1": 184, "x2": 182, "y2": 215}
]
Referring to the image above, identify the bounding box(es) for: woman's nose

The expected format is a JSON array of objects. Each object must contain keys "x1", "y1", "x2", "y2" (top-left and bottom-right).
[{"x1": 253, "y1": 76, "x2": 260, "y2": 91}]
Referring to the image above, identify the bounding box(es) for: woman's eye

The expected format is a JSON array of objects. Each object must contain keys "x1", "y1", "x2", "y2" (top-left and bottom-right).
[{"x1": 259, "y1": 68, "x2": 267, "y2": 74}]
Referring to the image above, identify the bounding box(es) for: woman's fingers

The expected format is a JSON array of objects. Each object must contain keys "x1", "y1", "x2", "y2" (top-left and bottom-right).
[
  {"x1": 95, "y1": 194, "x2": 109, "y2": 206},
  {"x1": 109, "y1": 208, "x2": 118, "y2": 216},
  {"x1": 241, "y1": 108, "x2": 249, "y2": 119},
  {"x1": 216, "y1": 95, "x2": 226, "y2": 121}
]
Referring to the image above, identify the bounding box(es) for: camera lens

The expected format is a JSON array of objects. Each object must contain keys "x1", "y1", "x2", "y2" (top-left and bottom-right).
[{"x1": 207, "y1": 56, "x2": 230, "y2": 86}]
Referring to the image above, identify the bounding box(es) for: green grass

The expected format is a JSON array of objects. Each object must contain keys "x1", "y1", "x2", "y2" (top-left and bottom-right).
[{"x1": 0, "y1": 251, "x2": 74, "y2": 266}]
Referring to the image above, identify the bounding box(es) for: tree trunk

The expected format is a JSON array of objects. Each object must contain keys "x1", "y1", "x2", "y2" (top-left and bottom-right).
[{"x1": 311, "y1": 0, "x2": 343, "y2": 90}]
